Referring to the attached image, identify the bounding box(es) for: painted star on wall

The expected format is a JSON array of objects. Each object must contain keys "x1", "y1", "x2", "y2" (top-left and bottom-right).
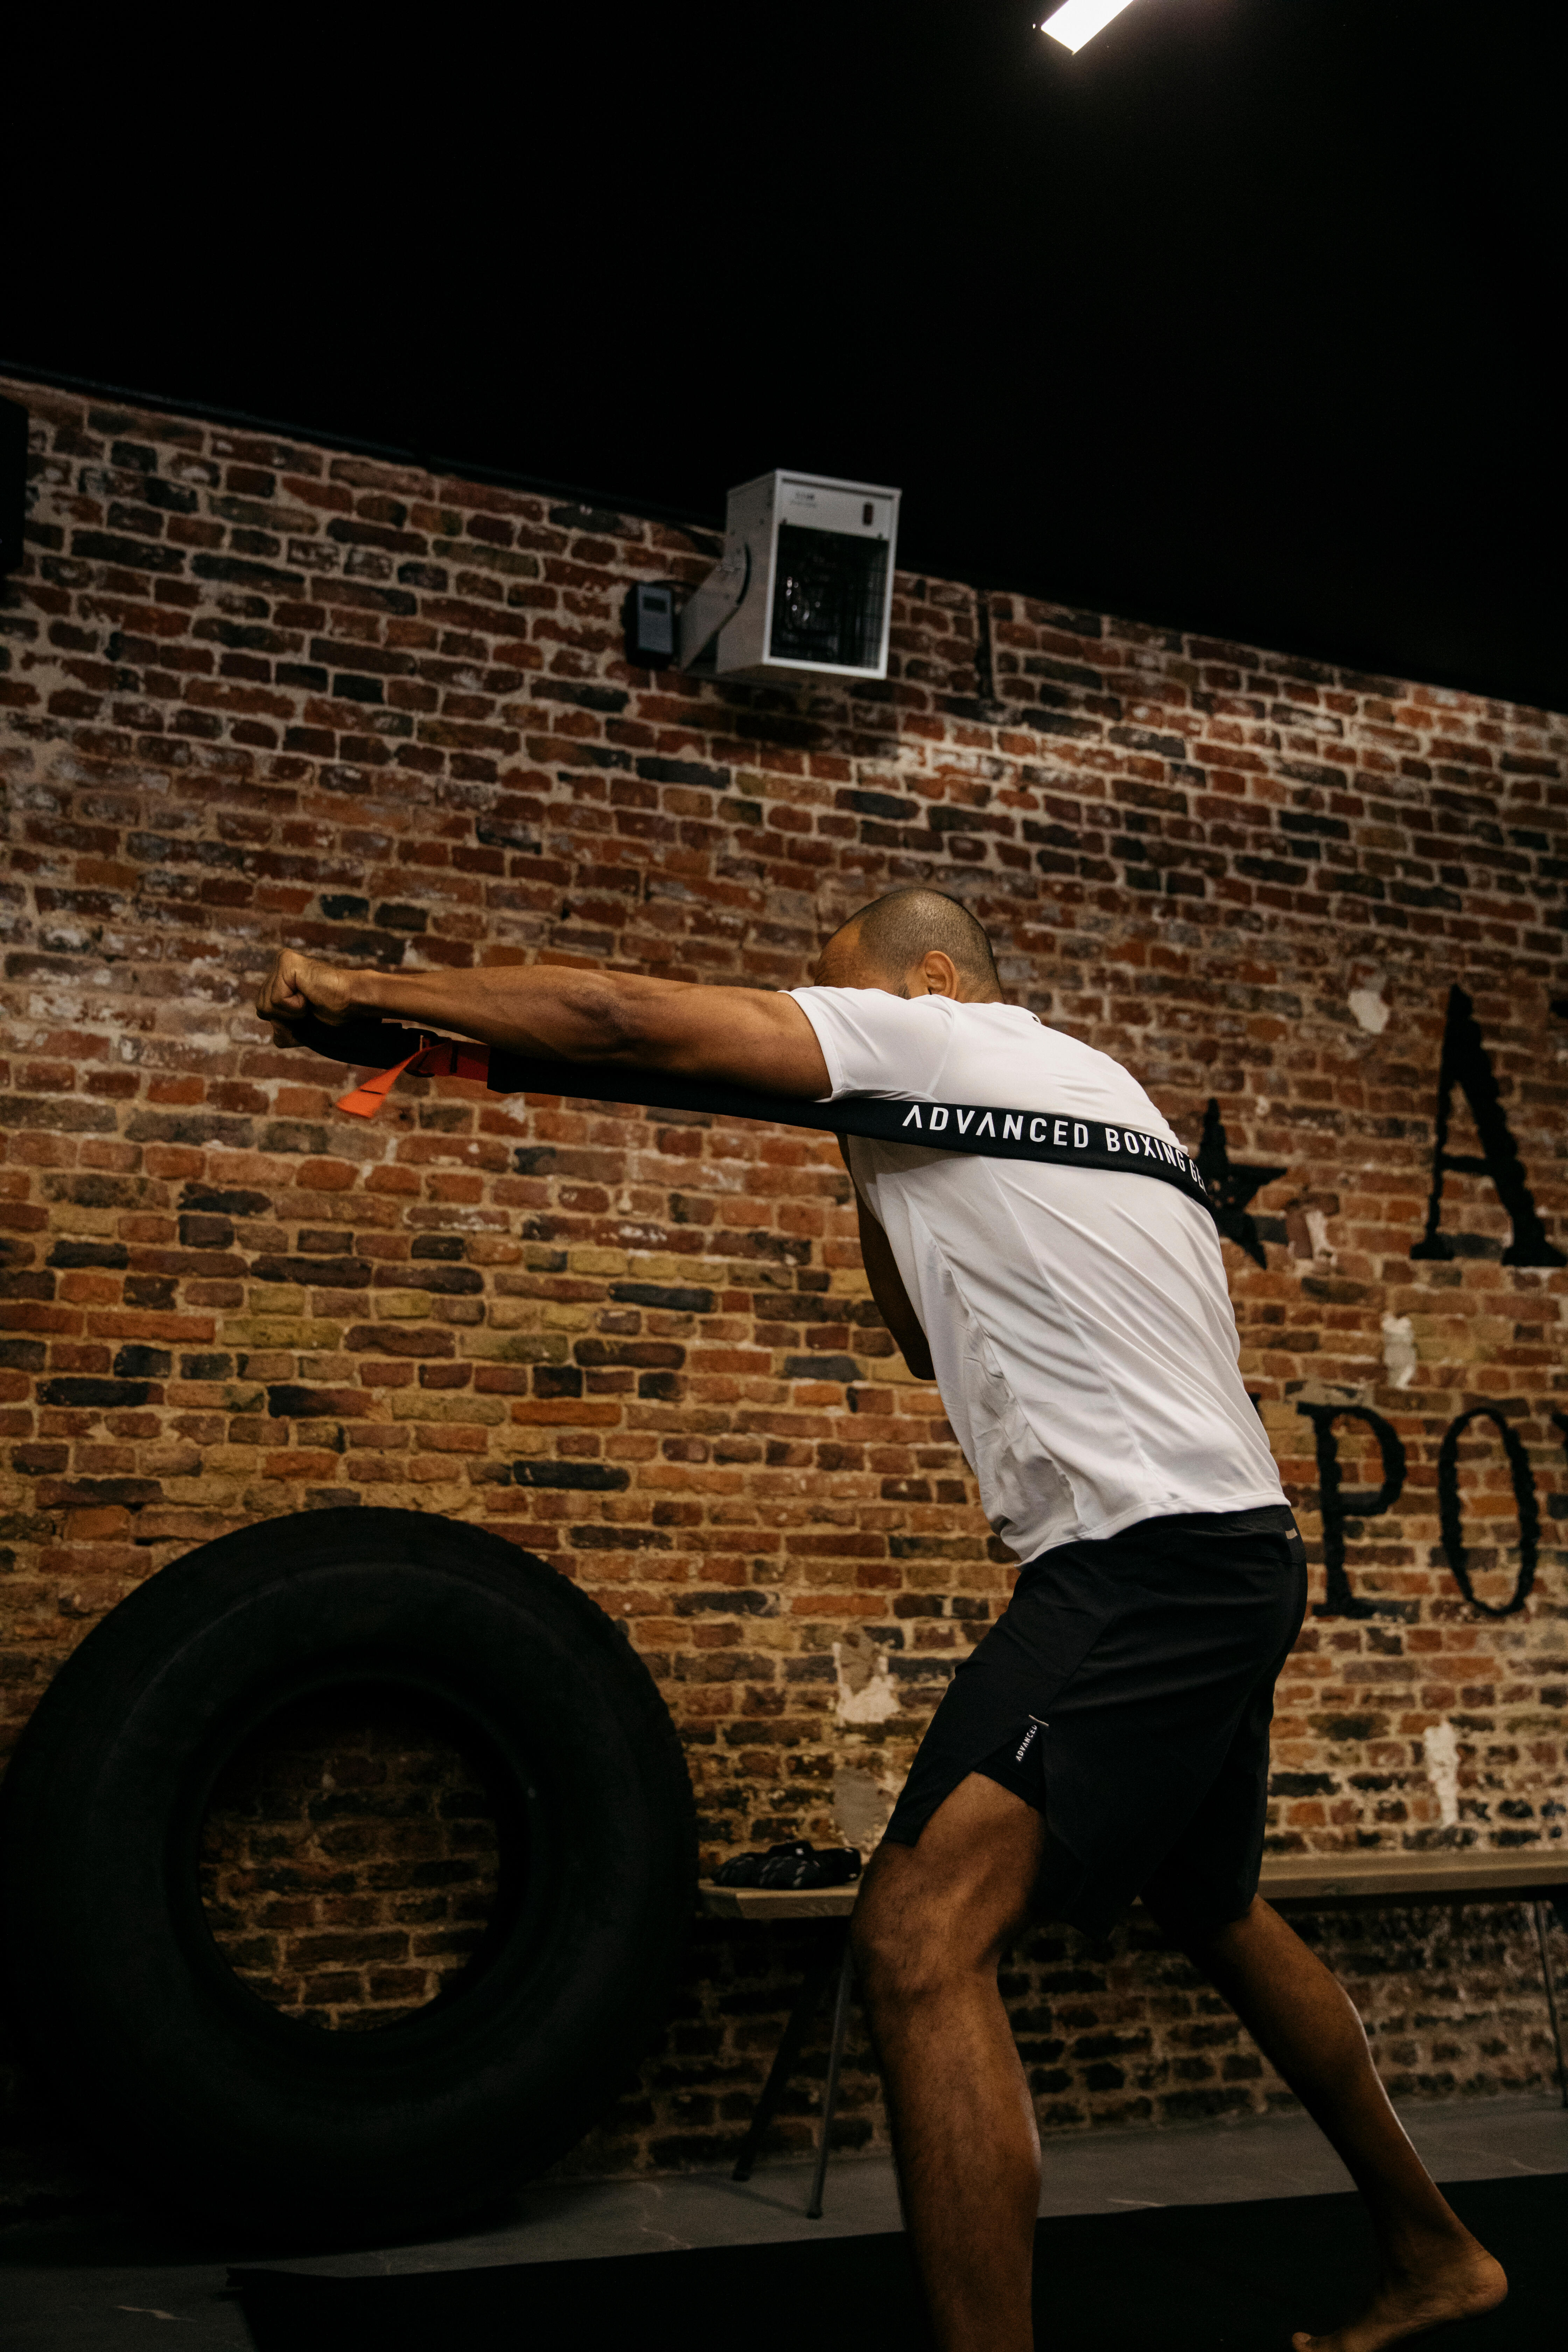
[{"x1": 1197, "y1": 1099, "x2": 1287, "y2": 1268}]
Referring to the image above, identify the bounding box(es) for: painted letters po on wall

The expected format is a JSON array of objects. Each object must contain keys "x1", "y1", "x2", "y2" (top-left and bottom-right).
[{"x1": 0, "y1": 379, "x2": 1564, "y2": 2167}]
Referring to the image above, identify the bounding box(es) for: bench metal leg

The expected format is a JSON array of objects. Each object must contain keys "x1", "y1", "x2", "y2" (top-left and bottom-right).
[
  {"x1": 806, "y1": 1936, "x2": 856, "y2": 2220},
  {"x1": 1532, "y1": 1899, "x2": 1567, "y2": 2109},
  {"x1": 731, "y1": 1925, "x2": 847, "y2": 2184}
]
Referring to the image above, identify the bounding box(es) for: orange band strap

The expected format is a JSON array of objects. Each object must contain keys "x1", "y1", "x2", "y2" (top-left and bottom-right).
[{"x1": 335, "y1": 1039, "x2": 492, "y2": 1119}]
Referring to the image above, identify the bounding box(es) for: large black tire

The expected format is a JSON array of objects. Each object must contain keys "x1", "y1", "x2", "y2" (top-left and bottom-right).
[{"x1": 0, "y1": 1509, "x2": 695, "y2": 2234}]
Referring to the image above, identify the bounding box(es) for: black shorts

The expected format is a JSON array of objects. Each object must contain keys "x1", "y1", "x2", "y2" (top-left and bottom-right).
[{"x1": 883, "y1": 1505, "x2": 1308, "y2": 1939}]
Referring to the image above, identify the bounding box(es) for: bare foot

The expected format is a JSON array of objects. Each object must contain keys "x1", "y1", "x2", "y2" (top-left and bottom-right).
[{"x1": 1292, "y1": 2237, "x2": 1507, "y2": 2352}]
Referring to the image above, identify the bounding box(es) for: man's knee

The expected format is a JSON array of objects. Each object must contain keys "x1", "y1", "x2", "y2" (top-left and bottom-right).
[
  {"x1": 851, "y1": 1843, "x2": 990, "y2": 2005},
  {"x1": 851, "y1": 1850, "x2": 924, "y2": 2001},
  {"x1": 851, "y1": 1844, "x2": 950, "y2": 1994}
]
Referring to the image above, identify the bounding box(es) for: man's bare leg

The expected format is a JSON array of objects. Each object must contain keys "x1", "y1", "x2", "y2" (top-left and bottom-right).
[
  {"x1": 852, "y1": 1773, "x2": 1046, "y2": 2352},
  {"x1": 1164, "y1": 1896, "x2": 1507, "y2": 2352}
]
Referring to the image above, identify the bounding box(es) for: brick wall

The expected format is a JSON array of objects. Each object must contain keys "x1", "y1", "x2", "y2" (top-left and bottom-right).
[
  {"x1": 199, "y1": 1689, "x2": 502, "y2": 2030},
  {"x1": 1, "y1": 376, "x2": 1564, "y2": 2210}
]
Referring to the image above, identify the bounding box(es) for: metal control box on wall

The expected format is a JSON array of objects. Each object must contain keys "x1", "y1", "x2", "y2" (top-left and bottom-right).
[{"x1": 678, "y1": 470, "x2": 900, "y2": 685}]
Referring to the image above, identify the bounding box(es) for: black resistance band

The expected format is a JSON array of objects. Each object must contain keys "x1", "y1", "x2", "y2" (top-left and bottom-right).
[{"x1": 284, "y1": 1013, "x2": 1214, "y2": 1220}]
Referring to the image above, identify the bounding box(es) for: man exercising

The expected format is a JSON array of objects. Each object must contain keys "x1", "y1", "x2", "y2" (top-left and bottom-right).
[{"x1": 258, "y1": 887, "x2": 1505, "y2": 2352}]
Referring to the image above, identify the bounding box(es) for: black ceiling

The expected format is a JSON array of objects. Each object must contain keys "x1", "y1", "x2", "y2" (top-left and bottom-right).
[{"x1": 9, "y1": 0, "x2": 1564, "y2": 708}]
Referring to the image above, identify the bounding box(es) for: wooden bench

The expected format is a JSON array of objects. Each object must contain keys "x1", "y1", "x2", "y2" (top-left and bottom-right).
[{"x1": 700, "y1": 1849, "x2": 1568, "y2": 2216}]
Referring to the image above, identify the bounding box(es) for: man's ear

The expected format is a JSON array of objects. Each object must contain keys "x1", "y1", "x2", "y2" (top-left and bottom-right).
[{"x1": 916, "y1": 950, "x2": 961, "y2": 999}]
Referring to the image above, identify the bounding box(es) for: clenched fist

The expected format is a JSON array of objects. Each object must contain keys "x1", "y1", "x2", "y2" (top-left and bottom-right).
[{"x1": 256, "y1": 948, "x2": 362, "y2": 1043}]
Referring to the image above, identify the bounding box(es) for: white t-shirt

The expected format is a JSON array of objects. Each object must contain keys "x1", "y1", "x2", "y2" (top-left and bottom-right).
[{"x1": 788, "y1": 988, "x2": 1284, "y2": 1561}]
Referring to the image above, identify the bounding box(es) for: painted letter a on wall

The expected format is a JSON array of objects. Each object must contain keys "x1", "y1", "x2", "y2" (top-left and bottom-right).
[{"x1": 1411, "y1": 985, "x2": 1564, "y2": 1267}]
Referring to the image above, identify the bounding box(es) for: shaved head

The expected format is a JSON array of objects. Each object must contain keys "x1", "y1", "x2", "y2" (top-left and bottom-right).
[{"x1": 817, "y1": 888, "x2": 1003, "y2": 1001}]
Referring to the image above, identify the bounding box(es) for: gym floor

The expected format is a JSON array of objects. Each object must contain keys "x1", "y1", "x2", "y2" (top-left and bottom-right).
[{"x1": 4, "y1": 2095, "x2": 1563, "y2": 2349}]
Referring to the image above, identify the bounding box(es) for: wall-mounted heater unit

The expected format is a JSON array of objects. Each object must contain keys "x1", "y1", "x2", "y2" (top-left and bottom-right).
[{"x1": 678, "y1": 470, "x2": 900, "y2": 685}]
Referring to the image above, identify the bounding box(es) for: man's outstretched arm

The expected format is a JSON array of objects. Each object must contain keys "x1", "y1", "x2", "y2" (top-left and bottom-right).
[{"x1": 255, "y1": 949, "x2": 831, "y2": 1098}]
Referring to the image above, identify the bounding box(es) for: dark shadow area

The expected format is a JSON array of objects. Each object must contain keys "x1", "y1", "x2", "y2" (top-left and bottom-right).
[
  {"x1": 5, "y1": 2, "x2": 1563, "y2": 706},
  {"x1": 232, "y1": 2175, "x2": 1559, "y2": 2352},
  {"x1": 0, "y1": 2190, "x2": 528, "y2": 2275}
]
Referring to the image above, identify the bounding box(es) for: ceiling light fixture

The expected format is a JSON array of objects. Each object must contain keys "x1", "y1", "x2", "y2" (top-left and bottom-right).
[{"x1": 1040, "y1": 0, "x2": 1139, "y2": 53}]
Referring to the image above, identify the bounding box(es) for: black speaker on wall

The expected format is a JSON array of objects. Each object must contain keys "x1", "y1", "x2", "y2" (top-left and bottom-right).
[{"x1": 0, "y1": 396, "x2": 29, "y2": 578}]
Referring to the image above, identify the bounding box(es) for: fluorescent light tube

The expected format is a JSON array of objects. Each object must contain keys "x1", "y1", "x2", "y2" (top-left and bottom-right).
[{"x1": 1041, "y1": 0, "x2": 1138, "y2": 52}]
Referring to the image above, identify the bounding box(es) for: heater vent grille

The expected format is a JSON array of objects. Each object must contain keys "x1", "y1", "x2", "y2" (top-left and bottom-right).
[{"x1": 769, "y1": 526, "x2": 890, "y2": 671}]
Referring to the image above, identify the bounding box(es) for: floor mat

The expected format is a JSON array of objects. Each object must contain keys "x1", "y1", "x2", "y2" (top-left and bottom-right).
[{"x1": 231, "y1": 2172, "x2": 1559, "y2": 2352}]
